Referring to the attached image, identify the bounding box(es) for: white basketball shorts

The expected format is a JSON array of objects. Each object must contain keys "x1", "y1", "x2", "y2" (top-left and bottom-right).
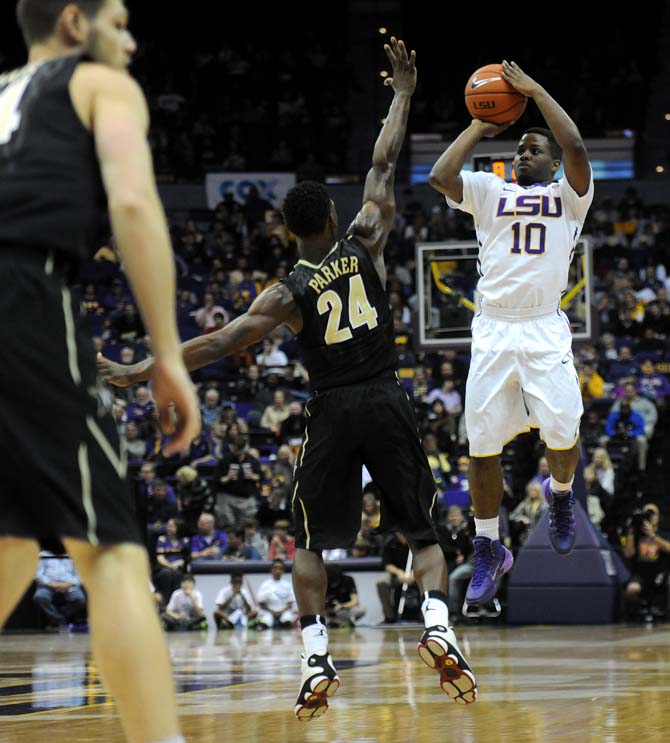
[{"x1": 465, "y1": 308, "x2": 583, "y2": 457}]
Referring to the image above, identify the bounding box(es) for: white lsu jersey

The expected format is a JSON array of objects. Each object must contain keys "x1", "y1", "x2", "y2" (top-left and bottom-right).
[{"x1": 446, "y1": 169, "x2": 594, "y2": 309}]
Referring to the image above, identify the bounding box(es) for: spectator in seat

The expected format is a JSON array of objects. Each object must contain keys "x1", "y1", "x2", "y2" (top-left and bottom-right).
[
  {"x1": 125, "y1": 420, "x2": 148, "y2": 461},
  {"x1": 154, "y1": 518, "x2": 188, "y2": 604},
  {"x1": 638, "y1": 359, "x2": 670, "y2": 404},
  {"x1": 376, "y1": 532, "x2": 413, "y2": 624},
  {"x1": 279, "y1": 401, "x2": 306, "y2": 450},
  {"x1": 217, "y1": 436, "x2": 261, "y2": 527},
  {"x1": 223, "y1": 527, "x2": 262, "y2": 560},
  {"x1": 256, "y1": 337, "x2": 288, "y2": 375},
  {"x1": 33, "y1": 551, "x2": 86, "y2": 630},
  {"x1": 185, "y1": 429, "x2": 217, "y2": 468},
  {"x1": 325, "y1": 564, "x2": 365, "y2": 627},
  {"x1": 611, "y1": 381, "x2": 658, "y2": 440},
  {"x1": 213, "y1": 573, "x2": 258, "y2": 629},
  {"x1": 606, "y1": 345, "x2": 638, "y2": 384},
  {"x1": 578, "y1": 361, "x2": 605, "y2": 401},
  {"x1": 243, "y1": 517, "x2": 269, "y2": 560},
  {"x1": 175, "y1": 465, "x2": 214, "y2": 536},
  {"x1": 146, "y1": 480, "x2": 179, "y2": 540},
  {"x1": 256, "y1": 559, "x2": 298, "y2": 629},
  {"x1": 424, "y1": 376, "x2": 463, "y2": 417},
  {"x1": 163, "y1": 575, "x2": 207, "y2": 631},
  {"x1": 590, "y1": 447, "x2": 615, "y2": 497},
  {"x1": 127, "y1": 386, "x2": 154, "y2": 423},
  {"x1": 260, "y1": 389, "x2": 291, "y2": 434},
  {"x1": 200, "y1": 389, "x2": 223, "y2": 431},
  {"x1": 623, "y1": 503, "x2": 670, "y2": 621},
  {"x1": 268, "y1": 519, "x2": 296, "y2": 560},
  {"x1": 112, "y1": 302, "x2": 144, "y2": 342},
  {"x1": 195, "y1": 292, "x2": 228, "y2": 332},
  {"x1": 423, "y1": 433, "x2": 451, "y2": 493},
  {"x1": 190, "y1": 513, "x2": 227, "y2": 562},
  {"x1": 604, "y1": 400, "x2": 647, "y2": 471},
  {"x1": 530, "y1": 456, "x2": 551, "y2": 486},
  {"x1": 510, "y1": 481, "x2": 549, "y2": 546}
]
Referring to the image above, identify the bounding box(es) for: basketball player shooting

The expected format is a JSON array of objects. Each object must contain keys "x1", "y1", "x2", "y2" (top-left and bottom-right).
[
  {"x1": 428, "y1": 60, "x2": 593, "y2": 607},
  {"x1": 100, "y1": 37, "x2": 478, "y2": 716}
]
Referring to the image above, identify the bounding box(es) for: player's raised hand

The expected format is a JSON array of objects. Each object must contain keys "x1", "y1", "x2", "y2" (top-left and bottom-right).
[
  {"x1": 97, "y1": 352, "x2": 132, "y2": 387},
  {"x1": 501, "y1": 61, "x2": 540, "y2": 98},
  {"x1": 383, "y1": 37, "x2": 416, "y2": 96},
  {"x1": 471, "y1": 119, "x2": 515, "y2": 139},
  {"x1": 151, "y1": 358, "x2": 201, "y2": 456}
]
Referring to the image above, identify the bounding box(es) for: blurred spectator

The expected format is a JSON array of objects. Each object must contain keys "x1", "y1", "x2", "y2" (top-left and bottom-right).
[
  {"x1": 127, "y1": 386, "x2": 154, "y2": 423},
  {"x1": 510, "y1": 481, "x2": 549, "y2": 546},
  {"x1": 440, "y1": 505, "x2": 472, "y2": 572},
  {"x1": 423, "y1": 433, "x2": 451, "y2": 493},
  {"x1": 146, "y1": 480, "x2": 179, "y2": 539},
  {"x1": 223, "y1": 527, "x2": 262, "y2": 560},
  {"x1": 112, "y1": 303, "x2": 144, "y2": 342},
  {"x1": 260, "y1": 389, "x2": 291, "y2": 434},
  {"x1": 154, "y1": 518, "x2": 188, "y2": 603},
  {"x1": 637, "y1": 359, "x2": 670, "y2": 404},
  {"x1": 33, "y1": 552, "x2": 86, "y2": 630},
  {"x1": 201, "y1": 389, "x2": 223, "y2": 430},
  {"x1": 424, "y1": 377, "x2": 463, "y2": 417},
  {"x1": 163, "y1": 575, "x2": 207, "y2": 631},
  {"x1": 256, "y1": 559, "x2": 297, "y2": 629},
  {"x1": 611, "y1": 382, "x2": 658, "y2": 439},
  {"x1": 257, "y1": 445, "x2": 294, "y2": 528},
  {"x1": 256, "y1": 337, "x2": 288, "y2": 375},
  {"x1": 268, "y1": 519, "x2": 296, "y2": 560},
  {"x1": 195, "y1": 292, "x2": 228, "y2": 332},
  {"x1": 376, "y1": 532, "x2": 413, "y2": 624},
  {"x1": 530, "y1": 456, "x2": 551, "y2": 486},
  {"x1": 243, "y1": 518, "x2": 269, "y2": 560},
  {"x1": 213, "y1": 573, "x2": 259, "y2": 629},
  {"x1": 325, "y1": 564, "x2": 365, "y2": 627},
  {"x1": 279, "y1": 400, "x2": 306, "y2": 450},
  {"x1": 578, "y1": 361, "x2": 605, "y2": 401},
  {"x1": 623, "y1": 504, "x2": 670, "y2": 621},
  {"x1": 422, "y1": 398, "x2": 455, "y2": 453},
  {"x1": 175, "y1": 465, "x2": 214, "y2": 536},
  {"x1": 443, "y1": 456, "x2": 470, "y2": 507},
  {"x1": 190, "y1": 513, "x2": 227, "y2": 561},
  {"x1": 186, "y1": 430, "x2": 217, "y2": 468},
  {"x1": 604, "y1": 400, "x2": 647, "y2": 471},
  {"x1": 217, "y1": 436, "x2": 261, "y2": 527},
  {"x1": 606, "y1": 345, "x2": 638, "y2": 384},
  {"x1": 125, "y1": 420, "x2": 148, "y2": 461},
  {"x1": 590, "y1": 447, "x2": 615, "y2": 496}
]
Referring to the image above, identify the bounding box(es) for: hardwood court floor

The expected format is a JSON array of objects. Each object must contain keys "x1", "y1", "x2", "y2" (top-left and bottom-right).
[{"x1": 0, "y1": 624, "x2": 667, "y2": 743}]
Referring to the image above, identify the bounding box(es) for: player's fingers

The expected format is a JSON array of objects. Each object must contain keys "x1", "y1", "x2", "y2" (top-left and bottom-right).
[
  {"x1": 164, "y1": 413, "x2": 199, "y2": 457},
  {"x1": 383, "y1": 44, "x2": 395, "y2": 62},
  {"x1": 158, "y1": 403, "x2": 175, "y2": 435},
  {"x1": 398, "y1": 39, "x2": 407, "y2": 58},
  {"x1": 384, "y1": 77, "x2": 393, "y2": 86},
  {"x1": 410, "y1": 49, "x2": 416, "y2": 68}
]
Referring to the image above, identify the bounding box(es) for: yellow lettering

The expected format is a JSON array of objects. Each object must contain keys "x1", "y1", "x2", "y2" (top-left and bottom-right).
[
  {"x1": 315, "y1": 274, "x2": 328, "y2": 290},
  {"x1": 308, "y1": 278, "x2": 321, "y2": 294},
  {"x1": 350, "y1": 256, "x2": 359, "y2": 273},
  {"x1": 322, "y1": 265, "x2": 336, "y2": 283},
  {"x1": 331, "y1": 260, "x2": 343, "y2": 278},
  {"x1": 340, "y1": 257, "x2": 349, "y2": 273}
]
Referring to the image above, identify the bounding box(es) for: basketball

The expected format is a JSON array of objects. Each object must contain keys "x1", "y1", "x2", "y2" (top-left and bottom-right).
[{"x1": 465, "y1": 63, "x2": 527, "y2": 125}]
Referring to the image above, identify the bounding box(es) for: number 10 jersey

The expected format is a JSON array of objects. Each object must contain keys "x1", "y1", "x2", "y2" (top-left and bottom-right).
[
  {"x1": 283, "y1": 236, "x2": 396, "y2": 391},
  {"x1": 446, "y1": 170, "x2": 594, "y2": 310}
]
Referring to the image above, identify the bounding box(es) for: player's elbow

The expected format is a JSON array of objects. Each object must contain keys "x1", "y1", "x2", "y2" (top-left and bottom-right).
[{"x1": 107, "y1": 189, "x2": 155, "y2": 220}]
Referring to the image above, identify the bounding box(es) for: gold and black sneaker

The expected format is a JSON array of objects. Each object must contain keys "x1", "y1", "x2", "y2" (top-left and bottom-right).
[
  {"x1": 417, "y1": 624, "x2": 477, "y2": 704},
  {"x1": 294, "y1": 652, "x2": 340, "y2": 721}
]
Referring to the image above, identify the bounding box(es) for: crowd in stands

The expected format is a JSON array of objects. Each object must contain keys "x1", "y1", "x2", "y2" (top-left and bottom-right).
[{"x1": 72, "y1": 182, "x2": 670, "y2": 625}]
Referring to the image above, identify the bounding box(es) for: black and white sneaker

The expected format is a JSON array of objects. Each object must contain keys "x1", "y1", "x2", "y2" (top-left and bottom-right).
[
  {"x1": 294, "y1": 652, "x2": 340, "y2": 721},
  {"x1": 417, "y1": 625, "x2": 477, "y2": 704}
]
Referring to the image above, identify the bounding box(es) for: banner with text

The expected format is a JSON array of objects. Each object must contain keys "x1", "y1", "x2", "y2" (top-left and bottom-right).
[{"x1": 205, "y1": 173, "x2": 296, "y2": 210}]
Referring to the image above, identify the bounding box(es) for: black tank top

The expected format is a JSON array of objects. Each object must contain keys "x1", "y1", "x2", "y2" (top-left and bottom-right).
[
  {"x1": 0, "y1": 54, "x2": 107, "y2": 266},
  {"x1": 283, "y1": 237, "x2": 396, "y2": 390}
]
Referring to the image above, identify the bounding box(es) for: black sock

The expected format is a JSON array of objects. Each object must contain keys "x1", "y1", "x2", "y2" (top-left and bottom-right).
[{"x1": 300, "y1": 613, "x2": 325, "y2": 629}]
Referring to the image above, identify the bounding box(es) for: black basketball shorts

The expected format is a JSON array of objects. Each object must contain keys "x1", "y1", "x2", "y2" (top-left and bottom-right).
[
  {"x1": 0, "y1": 250, "x2": 141, "y2": 546},
  {"x1": 292, "y1": 375, "x2": 439, "y2": 550}
]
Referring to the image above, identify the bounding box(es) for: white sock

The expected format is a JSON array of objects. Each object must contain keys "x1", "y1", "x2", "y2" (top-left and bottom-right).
[
  {"x1": 301, "y1": 615, "x2": 328, "y2": 657},
  {"x1": 421, "y1": 592, "x2": 449, "y2": 628},
  {"x1": 550, "y1": 476, "x2": 574, "y2": 495},
  {"x1": 474, "y1": 516, "x2": 499, "y2": 541}
]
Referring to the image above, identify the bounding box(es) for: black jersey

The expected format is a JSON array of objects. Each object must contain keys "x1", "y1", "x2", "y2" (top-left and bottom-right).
[
  {"x1": 0, "y1": 54, "x2": 107, "y2": 267},
  {"x1": 283, "y1": 236, "x2": 396, "y2": 390}
]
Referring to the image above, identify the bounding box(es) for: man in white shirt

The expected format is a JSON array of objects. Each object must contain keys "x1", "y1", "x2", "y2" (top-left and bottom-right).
[
  {"x1": 163, "y1": 575, "x2": 207, "y2": 631},
  {"x1": 213, "y1": 573, "x2": 258, "y2": 629},
  {"x1": 429, "y1": 60, "x2": 593, "y2": 606},
  {"x1": 256, "y1": 559, "x2": 298, "y2": 629}
]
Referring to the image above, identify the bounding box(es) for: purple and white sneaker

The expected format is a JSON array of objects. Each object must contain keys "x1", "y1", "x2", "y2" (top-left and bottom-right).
[
  {"x1": 465, "y1": 536, "x2": 514, "y2": 606},
  {"x1": 542, "y1": 477, "x2": 576, "y2": 555}
]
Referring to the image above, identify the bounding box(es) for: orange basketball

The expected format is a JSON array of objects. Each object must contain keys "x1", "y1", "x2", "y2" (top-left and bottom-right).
[{"x1": 465, "y1": 64, "x2": 527, "y2": 125}]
